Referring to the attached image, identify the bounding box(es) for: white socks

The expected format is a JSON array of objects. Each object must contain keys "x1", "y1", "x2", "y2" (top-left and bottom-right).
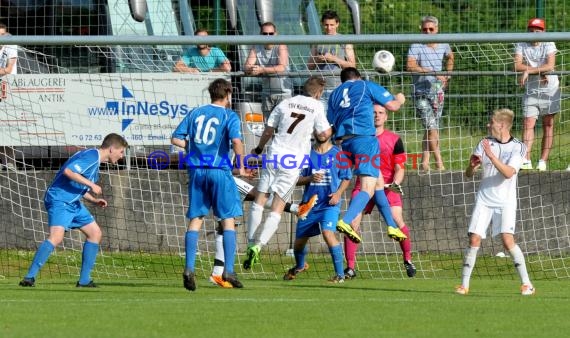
[
  {"x1": 509, "y1": 244, "x2": 532, "y2": 286},
  {"x1": 461, "y1": 246, "x2": 479, "y2": 288},
  {"x1": 247, "y1": 203, "x2": 264, "y2": 244},
  {"x1": 258, "y1": 212, "x2": 282, "y2": 246}
]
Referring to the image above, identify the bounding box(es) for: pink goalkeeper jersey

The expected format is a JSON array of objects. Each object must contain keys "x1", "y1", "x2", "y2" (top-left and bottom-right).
[
  {"x1": 377, "y1": 130, "x2": 406, "y2": 184},
  {"x1": 354, "y1": 129, "x2": 406, "y2": 189}
]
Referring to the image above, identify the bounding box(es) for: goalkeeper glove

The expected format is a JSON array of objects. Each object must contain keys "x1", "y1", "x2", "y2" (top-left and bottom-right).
[{"x1": 385, "y1": 183, "x2": 404, "y2": 195}]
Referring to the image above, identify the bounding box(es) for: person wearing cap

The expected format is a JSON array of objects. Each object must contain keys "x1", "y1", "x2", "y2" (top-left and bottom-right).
[{"x1": 514, "y1": 18, "x2": 560, "y2": 171}]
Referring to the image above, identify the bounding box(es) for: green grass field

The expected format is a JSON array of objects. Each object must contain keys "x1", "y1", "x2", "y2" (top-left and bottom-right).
[{"x1": 1, "y1": 277, "x2": 569, "y2": 338}]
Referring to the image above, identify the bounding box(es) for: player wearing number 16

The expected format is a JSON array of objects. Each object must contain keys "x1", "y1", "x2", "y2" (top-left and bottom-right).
[
  {"x1": 243, "y1": 76, "x2": 332, "y2": 270},
  {"x1": 171, "y1": 78, "x2": 246, "y2": 291}
]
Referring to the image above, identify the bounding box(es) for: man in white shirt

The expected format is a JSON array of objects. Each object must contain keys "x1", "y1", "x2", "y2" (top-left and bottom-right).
[
  {"x1": 243, "y1": 76, "x2": 332, "y2": 269},
  {"x1": 514, "y1": 18, "x2": 560, "y2": 171},
  {"x1": 456, "y1": 108, "x2": 535, "y2": 296},
  {"x1": 0, "y1": 23, "x2": 18, "y2": 170}
]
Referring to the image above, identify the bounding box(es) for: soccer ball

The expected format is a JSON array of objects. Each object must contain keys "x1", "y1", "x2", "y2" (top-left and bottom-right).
[{"x1": 372, "y1": 50, "x2": 395, "y2": 73}]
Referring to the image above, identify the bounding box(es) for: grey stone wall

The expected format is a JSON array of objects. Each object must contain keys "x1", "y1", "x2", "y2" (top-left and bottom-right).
[{"x1": 1, "y1": 170, "x2": 569, "y2": 254}]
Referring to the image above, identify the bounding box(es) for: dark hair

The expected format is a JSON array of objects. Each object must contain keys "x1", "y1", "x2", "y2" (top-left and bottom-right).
[
  {"x1": 321, "y1": 10, "x2": 339, "y2": 23},
  {"x1": 195, "y1": 28, "x2": 208, "y2": 35},
  {"x1": 260, "y1": 22, "x2": 277, "y2": 33},
  {"x1": 340, "y1": 67, "x2": 361, "y2": 82},
  {"x1": 101, "y1": 133, "x2": 128, "y2": 149},
  {"x1": 208, "y1": 78, "x2": 232, "y2": 101}
]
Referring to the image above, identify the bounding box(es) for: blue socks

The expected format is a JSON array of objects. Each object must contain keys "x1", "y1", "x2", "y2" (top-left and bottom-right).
[
  {"x1": 343, "y1": 191, "x2": 370, "y2": 224},
  {"x1": 79, "y1": 241, "x2": 99, "y2": 285},
  {"x1": 294, "y1": 246, "x2": 308, "y2": 270},
  {"x1": 374, "y1": 189, "x2": 397, "y2": 228},
  {"x1": 329, "y1": 244, "x2": 344, "y2": 277},
  {"x1": 185, "y1": 230, "x2": 199, "y2": 271},
  {"x1": 222, "y1": 229, "x2": 237, "y2": 274},
  {"x1": 25, "y1": 240, "x2": 55, "y2": 279}
]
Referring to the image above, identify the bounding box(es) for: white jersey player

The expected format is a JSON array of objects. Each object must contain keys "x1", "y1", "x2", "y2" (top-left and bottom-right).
[
  {"x1": 456, "y1": 108, "x2": 535, "y2": 296},
  {"x1": 243, "y1": 76, "x2": 332, "y2": 270}
]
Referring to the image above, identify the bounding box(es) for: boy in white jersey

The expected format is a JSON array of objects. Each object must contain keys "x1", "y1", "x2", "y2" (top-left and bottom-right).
[
  {"x1": 243, "y1": 76, "x2": 332, "y2": 269},
  {"x1": 456, "y1": 108, "x2": 535, "y2": 296}
]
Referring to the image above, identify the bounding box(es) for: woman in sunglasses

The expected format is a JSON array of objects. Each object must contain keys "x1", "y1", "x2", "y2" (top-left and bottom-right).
[{"x1": 406, "y1": 15, "x2": 454, "y2": 172}]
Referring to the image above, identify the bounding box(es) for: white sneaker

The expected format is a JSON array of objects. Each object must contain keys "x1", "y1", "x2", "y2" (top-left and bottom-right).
[
  {"x1": 536, "y1": 160, "x2": 546, "y2": 171},
  {"x1": 520, "y1": 161, "x2": 533, "y2": 170},
  {"x1": 521, "y1": 284, "x2": 535, "y2": 296},
  {"x1": 566, "y1": 164, "x2": 570, "y2": 172}
]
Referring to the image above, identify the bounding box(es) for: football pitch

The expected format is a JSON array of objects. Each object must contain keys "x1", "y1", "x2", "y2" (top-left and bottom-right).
[{"x1": 1, "y1": 278, "x2": 569, "y2": 337}]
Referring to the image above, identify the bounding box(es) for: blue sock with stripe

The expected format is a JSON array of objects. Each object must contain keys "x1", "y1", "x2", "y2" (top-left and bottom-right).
[
  {"x1": 343, "y1": 191, "x2": 370, "y2": 224},
  {"x1": 79, "y1": 241, "x2": 99, "y2": 285},
  {"x1": 26, "y1": 240, "x2": 55, "y2": 279},
  {"x1": 185, "y1": 230, "x2": 199, "y2": 271},
  {"x1": 222, "y1": 229, "x2": 236, "y2": 274},
  {"x1": 374, "y1": 189, "x2": 396, "y2": 228}
]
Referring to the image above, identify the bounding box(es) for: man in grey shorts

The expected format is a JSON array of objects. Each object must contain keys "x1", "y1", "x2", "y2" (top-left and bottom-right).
[
  {"x1": 514, "y1": 18, "x2": 560, "y2": 171},
  {"x1": 406, "y1": 15, "x2": 454, "y2": 171}
]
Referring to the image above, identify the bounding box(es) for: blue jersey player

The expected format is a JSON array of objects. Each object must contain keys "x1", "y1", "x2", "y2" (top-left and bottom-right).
[
  {"x1": 327, "y1": 67, "x2": 407, "y2": 244},
  {"x1": 19, "y1": 133, "x2": 128, "y2": 288},
  {"x1": 171, "y1": 78, "x2": 245, "y2": 291},
  {"x1": 283, "y1": 131, "x2": 352, "y2": 283}
]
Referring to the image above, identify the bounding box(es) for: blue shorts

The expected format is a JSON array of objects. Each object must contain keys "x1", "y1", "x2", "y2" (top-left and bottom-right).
[
  {"x1": 295, "y1": 208, "x2": 340, "y2": 238},
  {"x1": 187, "y1": 168, "x2": 242, "y2": 220},
  {"x1": 339, "y1": 135, "x2": 380, "y2": 177},
  {"x1": 45, "y1": 200, "x2": 95, "y2": 230}
]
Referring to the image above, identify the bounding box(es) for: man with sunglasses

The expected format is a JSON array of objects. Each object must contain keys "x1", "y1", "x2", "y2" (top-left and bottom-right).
[
  {"x1": 244, "y1": 22, "x2": 292, "y2": 121},
  {"x1": 173, "y1": 29, "x2": 231, "y2": 73},
  {"x1": 514, "y1": 18, "x2": 560, "y2": 172},
  {"x1": 406, "y1": 15, "x2": 454, "y2": 171}
]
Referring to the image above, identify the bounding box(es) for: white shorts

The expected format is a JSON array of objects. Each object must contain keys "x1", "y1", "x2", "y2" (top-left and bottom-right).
[
  {"x1": 467, "y1": 201, "x2": 516, "y2": 239},
  {"x1": 233, "y1": 176, "x2": 254, "y2": 200},
  {"x1": 523, "y1": 89, "x2": 561, "y2": 119},
  {"x1": 256, "y1": 165, "x2": 299, "y2": 202}
]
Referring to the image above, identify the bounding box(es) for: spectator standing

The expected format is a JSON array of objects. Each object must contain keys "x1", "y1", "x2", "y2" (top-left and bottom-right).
[
  {"x1": 514, "y1": 18, "x2": 560, "y2": 171},
  {"x1": 244, "y1": 22, "x2": 292, "y2": 121},
  {"x1": 406, "y1": 15, "x2": 454, "y2": 171},
  {"x1": 0, "y1": 23, "x2": 18, "y2": 170}
]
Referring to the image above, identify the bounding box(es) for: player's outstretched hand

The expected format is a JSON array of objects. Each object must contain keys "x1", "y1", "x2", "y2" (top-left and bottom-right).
[
  {"x1": 95, "y1": 199, "x2": 108, "y2": 208},
  {"x1": 385, "y1": 183, "x2": 404, "y2": 195}
]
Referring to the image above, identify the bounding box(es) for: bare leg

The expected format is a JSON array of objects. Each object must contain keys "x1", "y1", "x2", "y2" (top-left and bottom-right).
[
  {"x1": 522, "y1": 117, "x2": 537, "y2": 161},
  {"x1": 540, "y1": 114, "x2": 555, "y2": 162}
]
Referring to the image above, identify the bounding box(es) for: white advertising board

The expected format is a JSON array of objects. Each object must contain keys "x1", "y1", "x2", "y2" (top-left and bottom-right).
[{"x1": 0, "y1": 73, "x2": 228, "y2": 146}]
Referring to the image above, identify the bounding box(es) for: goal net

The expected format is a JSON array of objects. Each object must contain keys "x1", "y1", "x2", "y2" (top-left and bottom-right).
[{"x1": 1, "y1": 37, "x2": 568, "y2": 283}]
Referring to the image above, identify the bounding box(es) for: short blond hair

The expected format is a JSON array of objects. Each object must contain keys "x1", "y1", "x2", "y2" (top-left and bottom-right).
[
  {"x1": 493, "y1": 108, "x2": 514, "y2": 128},
  {"x1": 304, "y1": 76, "x2": 326, "y2": 97}
]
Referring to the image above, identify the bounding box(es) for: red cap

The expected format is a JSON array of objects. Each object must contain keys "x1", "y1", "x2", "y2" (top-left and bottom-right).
[{"x1": 527, "y1": 18, "x2": 545, "y2": 30}]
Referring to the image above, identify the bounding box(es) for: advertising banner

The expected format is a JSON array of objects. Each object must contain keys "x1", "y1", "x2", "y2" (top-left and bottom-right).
[{"x1": 0, "y1": 73, "x2": 228, "y2": 146}]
